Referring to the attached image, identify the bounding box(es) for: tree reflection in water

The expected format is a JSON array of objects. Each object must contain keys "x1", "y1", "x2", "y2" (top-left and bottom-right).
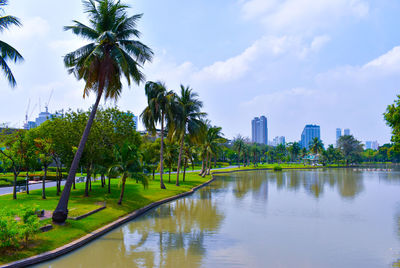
[{"x1": 119, "y1": 186, "x2": 224, "y2": 268}]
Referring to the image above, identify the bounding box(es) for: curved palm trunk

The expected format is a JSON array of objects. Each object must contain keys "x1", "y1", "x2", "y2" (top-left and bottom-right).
[
  {"x1": 176, "y1": 133, "x2": 185, "y2": 186},
  {"x1": 159, "y1": 112, "x2": 166, "y2": 189},
  {"x1": 42, "y1": 166, "x2": 47, "y2": 199},
  {"x1": 199, "y1": 158, "x2": 205, "y2": 175},
  {"x1": 202, "y1": 152, "x2": 209, "y2": 177},
  {"x1": 52, "y1": 90, "x2": 103, "y2": 224},
  {"x1": 118, "y1": 174, "x2": 127, "y2": 205}
]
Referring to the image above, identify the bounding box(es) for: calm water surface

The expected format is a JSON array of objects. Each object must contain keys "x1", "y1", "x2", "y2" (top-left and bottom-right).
[{"x1": 36, "y1": 168, "x2": 400, "y2": 268}]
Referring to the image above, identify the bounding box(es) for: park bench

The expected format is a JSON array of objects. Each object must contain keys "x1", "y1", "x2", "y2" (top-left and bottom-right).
[{"x1": 16, "y1": 185, "x2": 26, "y2": 192}]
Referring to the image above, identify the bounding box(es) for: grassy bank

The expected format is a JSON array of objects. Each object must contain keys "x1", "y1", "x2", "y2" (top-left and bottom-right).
[{"x1": 0, "y1": 173, "x2": 211, "y2": 265}]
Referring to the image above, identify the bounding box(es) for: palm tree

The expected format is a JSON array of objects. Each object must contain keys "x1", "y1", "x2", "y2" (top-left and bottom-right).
[
  {"x1": 233, "y1": 135, "x2": 245, "y2": 168},
  {"x1": 310, "y1": 137, "x2": 324, "y2": 155},
  {"x1": 109, "y1": 142, "x2": 147, "y2": 205},
  {"x1": 0, "y1": 0, "x2": 23, "y2": 87},
  {"x1": 141, "y1": 81, "x2": 176, "y2": 189},
  {"x1": 173, "y1": 85, "x2": 206, "y2": 186},
  {"x1": 201, "y1": 125, "x2": 225, "y2": 177},
  {"x1": 52, "y1": 0, "x2": 153, "y2": 224}
]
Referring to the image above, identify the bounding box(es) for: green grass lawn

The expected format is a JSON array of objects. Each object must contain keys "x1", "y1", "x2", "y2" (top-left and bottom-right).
[{"x1": 0, "y1": 173, "x2": 211, "y2": 265}]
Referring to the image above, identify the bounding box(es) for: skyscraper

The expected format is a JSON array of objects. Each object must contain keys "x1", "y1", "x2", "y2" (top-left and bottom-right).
[
  {"x1": 251, "y1": 116, "x2": 268, "y2": 144},
  {"x1": 300, "y1": 124, "x2": 320, "y2": 149},
  {"x1": 336, "y1": 128, "x2": 341, "y2": 141},
  {"x1": 344, "y1": 128, "x2": 350, "y2": 136}
]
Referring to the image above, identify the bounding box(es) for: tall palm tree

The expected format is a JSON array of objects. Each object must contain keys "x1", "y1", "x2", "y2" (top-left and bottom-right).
[
  {"x1": 141, "y1": 81, "x2": 176, "y2": 189},
  {"x1": 173, "y1": 85, "x2": 206, "y2": 186},
  {"x1": 52, "y1": 0, "x2": 153, "y2": 224},
  {"x1": 0, "y1": 0, "x2": 23, "y2": 87}
]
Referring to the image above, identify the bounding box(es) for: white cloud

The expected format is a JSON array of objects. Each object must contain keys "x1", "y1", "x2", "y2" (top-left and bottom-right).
[
  {"x1": 193, "y1": 35, "x2": 325, "y2": 82},
  {"x1": 363, "y1": 46, "x2": 400, "y2": 72},
  {"x1": 241, "y1": 0, "x2": 369, "y2": 33}
]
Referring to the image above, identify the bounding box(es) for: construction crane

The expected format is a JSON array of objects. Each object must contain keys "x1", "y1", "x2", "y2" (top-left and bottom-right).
[
  {"x1": 25, "y1": 99, "x2": 31, "y2": 125},
  {"x1": 45, "y1": 89, "x2": 53, "y2": 113}
]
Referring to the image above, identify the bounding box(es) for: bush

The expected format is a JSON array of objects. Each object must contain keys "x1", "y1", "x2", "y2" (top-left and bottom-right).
[
  {"x1": 216, "y1": 162, "x2": 230, "y2": 167},
  {"x1": 273, "y1": 165, "x2": 282, "y2": 171},
  {"x1": 0, "y1": 210, "x2": 20, "y2": 249},
  {"x1": 0, "y1": 205, "x2": 41, "y2": 249}
]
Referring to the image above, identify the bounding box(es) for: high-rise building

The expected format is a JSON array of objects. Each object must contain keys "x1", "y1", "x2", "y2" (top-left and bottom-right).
[
  {"x1": 272, "y1": 136, "x2": 285, "y2": 146},
  {"x1": 251, "y1": 116, "x2": 268, "y2": 144},
  {"x1": 365, "y1": 141, "x2": 379, "y2": 150},
  {"x1": 344, "y1": 128, "x2": 350, "y2": 136},
  {"x1": 300, "y1": 124, "x2": 320, "y2": 149},
  {"x1": 336, "y1": 128, "x2": 341, "y2": 141}
]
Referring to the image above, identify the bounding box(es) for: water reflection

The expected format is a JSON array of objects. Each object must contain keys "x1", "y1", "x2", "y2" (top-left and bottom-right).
[{"x1": 227, "y1": 169, "x2": 366, "y2": 200}]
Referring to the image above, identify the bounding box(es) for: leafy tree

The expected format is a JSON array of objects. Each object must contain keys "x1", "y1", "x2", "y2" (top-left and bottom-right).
[
  {"x1": 141, "y1": 81, "x2": 176, "y2": 189},
  {"x1": 0, "y1": 130, "x2": 25, "y2": 199},
  {"x1": 141, "y1": 136, "x2": 160, "y2": 180},
  {"x1": 53, "y1": 0, "x2": 152, "y2": 223},
  {"x1": 275, "y1": 144, "x2": 287, "y2": 163},
  {"x1": 33, "y1": 138, "x2": 53, "y2": 199},
  {"x1": 337, "y1": 135, "x2": 363, "y2": 165},
  {"x1": 385, "y1": 95, "x2": 400, "y2": 151},
  {"x1": 0, "y1": 0, "x2": 24, "y2": 87}
]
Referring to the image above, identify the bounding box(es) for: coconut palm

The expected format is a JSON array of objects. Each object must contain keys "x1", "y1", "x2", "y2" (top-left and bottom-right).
[
  {"x1": 201, "y1": 125, "x2": 225, "y2": 177},
  {"x1": 52, "y1": 0, "x2": 153, "y2": 223},
  {"x1": 233, "y1": 135, "x2": 245, "y2": 168},
  {"x1": 310, "y1": 137, "x2": 324, "y2": 155},
  {"x1": 173, "y1": 85, "x2": 206, "y2": 186},
  {"x1": 0, "y1": 0, "x2": 23, "y2": 87},
  {"x1": 109, "y1": 142, "x2": 147, "y2": 205},
  {"x1": 141, "y1": 81, "x2": 176, "y2": 189}
]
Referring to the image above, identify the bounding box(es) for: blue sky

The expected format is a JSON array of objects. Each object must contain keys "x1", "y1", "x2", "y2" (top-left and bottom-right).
[{"x1": 0, "y1": 0, "x2": 399, "y2": 146}]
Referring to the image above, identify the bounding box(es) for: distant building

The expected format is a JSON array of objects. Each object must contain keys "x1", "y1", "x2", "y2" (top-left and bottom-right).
[
  {"x1": 336, "y1": 128, "x2": 342, "y2": 143},
  {"x1": 301, "y1": 124, "x2": 320, "y2": 149},
  {"x1": 365, "y1": 141, "x2": 379, "y2": 150},
  {"x1": 251, "y1": 116, "x2": 268, "y2": 144},
  {"x1": 271, "y1": 136, "x2": 285, "y2": 146},
  {"x1": 344, "y1": 128, "x2": 350, "y2": 136}
]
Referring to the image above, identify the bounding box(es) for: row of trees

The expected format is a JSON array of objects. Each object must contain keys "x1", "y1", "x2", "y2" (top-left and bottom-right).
[{"x1": 227, "y1": 135, "x2": 365, "y2": 166}]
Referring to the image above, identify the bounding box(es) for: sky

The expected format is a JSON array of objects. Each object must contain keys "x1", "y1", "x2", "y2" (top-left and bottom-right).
[{"x1": 0, "y1": 0, "x2": 399, "y2": 146}]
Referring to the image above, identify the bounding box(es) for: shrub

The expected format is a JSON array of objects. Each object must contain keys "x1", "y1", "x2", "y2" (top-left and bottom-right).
[
  {"x1": 0, "y1": 205, "x2": 41, "y2": 249},
  {"x1": 0, "y1": 209, "x2": 20, "y2": 249},
  {"x1": 273, "y1": 165, "x2": 282, "y2": 171},
  {"x1": 216, "y1": 162, "x2": 230, "y2": 167}
]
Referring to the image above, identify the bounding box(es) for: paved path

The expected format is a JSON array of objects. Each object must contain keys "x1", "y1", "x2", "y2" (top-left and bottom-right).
[{"x1": 0, "y1": 166, "x2": 237, "y2": 196}]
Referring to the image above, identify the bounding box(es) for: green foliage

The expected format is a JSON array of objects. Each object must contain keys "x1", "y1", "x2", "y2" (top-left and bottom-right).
[
  {"x1": 0, "y1": 205, "x2": 40, "y2": 249},
  {"x1": 273, "y1": 165, "x2": 282, "y2": 171}
]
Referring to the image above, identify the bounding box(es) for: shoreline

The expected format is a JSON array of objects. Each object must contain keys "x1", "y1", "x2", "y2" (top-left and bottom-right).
[
  {"x1": 2, "y1": 176, "x2": 217, "y2": 268},
  {"x1": 1, "y1": 164, "x2": 361, "y2": 267}
]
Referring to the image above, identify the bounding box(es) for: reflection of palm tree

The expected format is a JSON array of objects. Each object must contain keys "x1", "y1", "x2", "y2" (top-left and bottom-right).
[{"x1": 120, "y1": 187, "x2": 224, "y2": 268}]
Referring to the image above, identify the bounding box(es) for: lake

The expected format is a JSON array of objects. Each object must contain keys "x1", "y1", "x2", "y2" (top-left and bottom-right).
[{"x1": 36, "y1": 168, "x2": 400, "y2": 267}]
